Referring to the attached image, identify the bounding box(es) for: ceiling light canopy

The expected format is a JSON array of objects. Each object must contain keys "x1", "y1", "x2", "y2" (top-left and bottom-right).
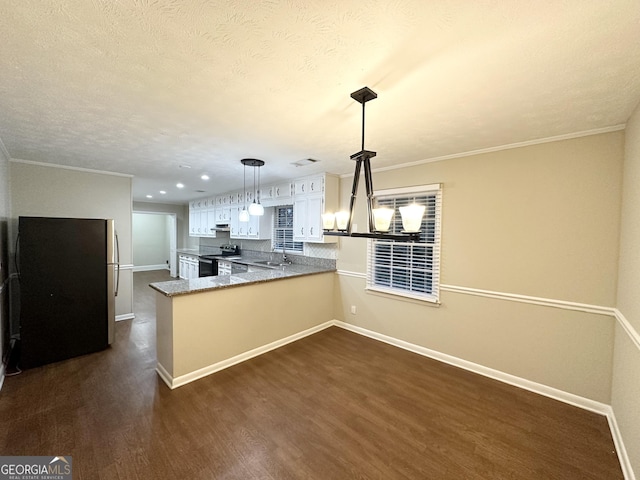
[{"x1": 323, "y1": 87, "x2": 423, "y2": 241}]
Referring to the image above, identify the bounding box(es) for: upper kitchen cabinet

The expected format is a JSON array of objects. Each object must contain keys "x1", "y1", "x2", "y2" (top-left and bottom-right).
[
  {"x1": 292, "y1": 174, "x2": 338, "y2": 243},
  {"x1": 262, "y1": 181, "x2": 293, "y2": 206},
  {"x1": 189, "y1": 198, "x2": 217, "y2": 237},
  {"x1": 230, "y1": 206, "x2": 273, "y2": 240}
]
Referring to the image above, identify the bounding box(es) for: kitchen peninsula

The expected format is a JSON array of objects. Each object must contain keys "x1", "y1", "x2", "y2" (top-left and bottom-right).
[{"x1": 150, "y1": 257, "x2": 336, "y2": 389}]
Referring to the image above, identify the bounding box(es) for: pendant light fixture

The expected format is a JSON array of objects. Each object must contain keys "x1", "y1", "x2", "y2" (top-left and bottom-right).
[
  {"x1": 242, "y1": 158, "x2": 265, "y2": 216},
  {"x1": 239, "y1": 160, "x2": 250, "y2": 222},
  {"x1": 323, "y1": 87, "x2": 424, "y2": 241}
]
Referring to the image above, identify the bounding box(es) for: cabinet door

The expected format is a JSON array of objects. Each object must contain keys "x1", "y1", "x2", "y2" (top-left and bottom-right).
[
  {"x1": 307, "y1": 176, "x2": 324, "y2": 194},
  {"x1": 306, "y1": 195, "x2": 323, "y2": 242},
  {"x1": 199, "y1": 210, "x2": 208, "y2": 236},
  {"x1": 207, "y1": 209, "x2": 217, "y2": 236},
  {"x1": 230, "y1": 207, "x2": 240, "y2": 238},
  {"x1": 247, "y1": 214, "x2": 261, "y2": 238},
  {"x1": 293, "y1": 197, "x2": 307, "y2": 241},
  {"x1": 189, "y1": 209, "x2": 199, "y2": 237},
  {"x1": 179, "y1": 257, "x2": 186, "y2": 279},
  {"x1": 274, "y1": 182, "x2": 292, "y2": 201},
  {"x1": 294, "y1": 180, "x2": 307, "y2": 196}
]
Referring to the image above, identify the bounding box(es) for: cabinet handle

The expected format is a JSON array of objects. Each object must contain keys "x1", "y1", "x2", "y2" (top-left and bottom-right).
[
  {"x1": 302, "y1": 184, "x2": 305, "y2": 193},
  {"x1": 310, "y1": 227, "x2": 313, "y2": 235},
  {"x1": 301, "y1": 227, "x2": 304, "y2": 235}
]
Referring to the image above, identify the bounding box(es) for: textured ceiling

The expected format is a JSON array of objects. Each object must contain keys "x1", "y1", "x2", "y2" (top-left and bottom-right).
[{"x1": 1, "y1": 0, "x2": 640, "y2": 204}]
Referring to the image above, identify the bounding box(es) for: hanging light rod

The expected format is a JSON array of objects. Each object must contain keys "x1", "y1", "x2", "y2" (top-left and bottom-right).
[
  {"x1": 242, "y1": 158, "x2": 265, "y2": 216},
  {"x1": 323, "y1": 87, "x2": 423, "y2": 241}
]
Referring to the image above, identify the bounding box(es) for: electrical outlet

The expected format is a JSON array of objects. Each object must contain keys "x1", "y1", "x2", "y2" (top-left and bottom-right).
[{"x1": 350, "y1": 305, "x2": 357, "y2": 315}]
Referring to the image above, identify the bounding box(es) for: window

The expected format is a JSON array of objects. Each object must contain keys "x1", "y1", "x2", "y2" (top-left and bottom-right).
[
  {"x1": 367, "y1": 184, "x2": 442, "y2": 303},
  {"x1": 273, "y1": 205, "x2": 303, "y2": 253}
]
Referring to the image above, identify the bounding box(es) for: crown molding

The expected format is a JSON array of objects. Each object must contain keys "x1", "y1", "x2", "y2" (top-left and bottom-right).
[
  {"x1": 9, "y1": 158, "x2": 133, "y2": 178},
  {"x1": 339, "y1": 124, "x2": 627, "y2": 178}
]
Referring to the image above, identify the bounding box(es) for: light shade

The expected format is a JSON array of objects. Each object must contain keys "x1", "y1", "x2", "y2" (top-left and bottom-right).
[
  {"x1": 239, "y1": 208, "x2": 250, "y2": 222},
  {"x1": 248, "y1": 201, "x2": 264, "y2": 216},
  {"x1": 399, "y1": 204, "x2": 425, "y2": 233},
  {"x1": 335, "y1": 211, "x2": 350, "y2": 230},
  {"x1": 372, "y1": 207, "x2": 394, "y2": 232},
  {"x1": 322, "y1": 213, "x2": 335, "y2": 230}
]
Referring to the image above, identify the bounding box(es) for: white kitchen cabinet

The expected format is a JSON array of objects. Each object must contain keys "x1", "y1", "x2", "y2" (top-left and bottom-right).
[
  {"x1": 294, "y1": 176, "x2": 324, "y2": 196},
  {"x1": 217, "y1": 260, "x2": 232, "y2": 276},
  {"x1": 179, "y1": 254, "x2": 199, "y2": 279},
  {"x1": 262, "y1": 182, "x2": 293, "y2": 206},
  {"x1": 292, "y1": 174, "x2": 339, "y2": 243},
  {"x1": 230, "y1": 206, "x2": 273, "y2": 240},
  {"x1": 216, "y1": 206, "x2": 231, "y2": 224},
  {"x1": 189, "y1": 199, "x2": 217, "y2": 237},
  {"x1": 293, "y1": 194, "x2": 324, "y2": 242}
]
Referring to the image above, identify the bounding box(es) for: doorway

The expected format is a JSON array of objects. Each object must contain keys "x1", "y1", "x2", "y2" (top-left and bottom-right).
[{"x1": 132, "y1": 212, "x2": 177, "y2": 277}]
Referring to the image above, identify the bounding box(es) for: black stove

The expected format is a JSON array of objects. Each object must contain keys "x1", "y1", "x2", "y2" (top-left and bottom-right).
[{"x1": 197, "y1": 245, "x2": 240, "y2": 277}]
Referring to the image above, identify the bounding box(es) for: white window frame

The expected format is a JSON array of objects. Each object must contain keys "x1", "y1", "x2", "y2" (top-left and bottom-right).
[
  {"x1": 272, "y1": 205, "x2": 304, "y2": 253},
  {"x1": 366, "y1": 183, "x2": 442, "y2": 303}
]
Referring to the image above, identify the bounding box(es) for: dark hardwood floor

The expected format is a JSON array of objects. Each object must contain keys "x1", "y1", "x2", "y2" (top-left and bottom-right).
[{"x1": 0, "y1": 270, "x2": 623, "y2": 479}]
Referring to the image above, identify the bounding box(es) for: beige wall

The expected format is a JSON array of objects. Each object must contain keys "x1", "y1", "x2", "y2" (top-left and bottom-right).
[
  {"x1": 10, "y1": 161, "x2": 134, "y2": 317},
  {"x1": 156, "y1": 273, "x2": 335, "y2": 382},
  {"x1": 613, "y1": 101, "x2": 640, "y2": 477},
  {"x1": 335, "y1": 132, "x2": 624, "y2": 403}
]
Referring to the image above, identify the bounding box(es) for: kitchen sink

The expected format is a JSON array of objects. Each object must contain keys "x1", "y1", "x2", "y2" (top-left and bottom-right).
[{"x1": 253, "y1": 260, "x2": 290, "y2": 267}]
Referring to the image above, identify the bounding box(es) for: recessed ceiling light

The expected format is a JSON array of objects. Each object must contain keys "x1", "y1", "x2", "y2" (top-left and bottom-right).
[
  {"x1": 176, "y1": 183, "x2": 184, "y2": 189},
  {"x1": 146, "y1": 195, "x2": 153, "y2": 199},
  {"x1": 201, "y1": 174, "x2": 210, "y2": 180},
  {"x1": 159, "y1": 190, "x2": 166, "y2": 194}
]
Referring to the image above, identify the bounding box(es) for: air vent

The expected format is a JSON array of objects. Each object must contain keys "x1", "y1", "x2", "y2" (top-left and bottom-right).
[{"x1": 291, "y1": 158, "x2": 320, "y2": 167}]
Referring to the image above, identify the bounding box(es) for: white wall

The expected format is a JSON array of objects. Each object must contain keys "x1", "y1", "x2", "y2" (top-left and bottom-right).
[
  {"x1": 133, "y1": 212, "x2": 169, "y2": 269},
  {"x1": 613, "y1": 101, "x2": 640, "y2": 478},
  {"x1": 132, "y1": 201, "x2": 190, "y2": 249}
]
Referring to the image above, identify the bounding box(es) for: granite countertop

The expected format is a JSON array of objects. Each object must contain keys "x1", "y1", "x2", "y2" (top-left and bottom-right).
[
  {"x1": 176, "y1": 249, "x2": 200, "y2": 256},
  {"x1": 149, "y1": 263, "x2": 335, "y2": 297}
]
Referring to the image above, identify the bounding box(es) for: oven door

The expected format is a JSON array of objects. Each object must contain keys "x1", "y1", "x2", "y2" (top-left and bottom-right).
[{"x1": 198, "y1": 257, "x2": 217, "y2": 277}]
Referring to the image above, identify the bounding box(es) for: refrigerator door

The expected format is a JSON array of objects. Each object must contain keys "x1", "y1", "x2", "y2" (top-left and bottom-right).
[
  {"x1": 106, "y1": 219, "x2": 117, "y2": 344},
  {"x1": 107, "y1": 263, "x2": 116, "y2": 344},
  {"x1": 19, "y1": 216, "x2": 110, "y2": 369}
]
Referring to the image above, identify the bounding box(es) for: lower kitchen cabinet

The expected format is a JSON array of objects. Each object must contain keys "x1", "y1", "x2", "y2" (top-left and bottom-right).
[{"x1": 179, "y1": 255, "x2": 198, "y2": 279}]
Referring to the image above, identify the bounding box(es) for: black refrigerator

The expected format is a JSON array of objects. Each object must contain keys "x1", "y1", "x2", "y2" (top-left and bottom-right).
[{"x1": 18, "y1": 216, "x2": 119, "y2": 369}]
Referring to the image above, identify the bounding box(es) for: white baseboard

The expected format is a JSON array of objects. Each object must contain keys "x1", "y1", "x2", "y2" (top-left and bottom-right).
[
  {"x1": 333, "y1": 321, "x2": 610, "y2": 414},
  {"x1": 607, "y1": 409, "x2": 637, "y2": 480},
  {"x1": 155, "y1": 362, "x2": 173, "y2": 389},
  {"x1": 115, "y1": 313, "x2": 135, "y2": 322},
  {"x1": 156, "y1": 321, "x2": 335, "y2": 389},
  {"x1": 332, "y1": 321, "x2": 635, "y2": 480},
  {"x1": 133, "y1": 264, "x2": 168, "y2": 272}
]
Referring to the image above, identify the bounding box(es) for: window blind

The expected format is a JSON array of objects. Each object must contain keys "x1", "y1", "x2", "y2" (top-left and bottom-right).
[
  {"x1": 273, "y1": 205, "x2": 303, "y2": 253},
  {"x1": 367, "y1": 185, "x2": 442, "y2": 303}
]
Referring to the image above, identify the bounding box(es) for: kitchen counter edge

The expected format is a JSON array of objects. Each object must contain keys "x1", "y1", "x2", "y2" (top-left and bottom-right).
[{"x1": 149, "y1": 265, "x2": 336, "y2": 297}]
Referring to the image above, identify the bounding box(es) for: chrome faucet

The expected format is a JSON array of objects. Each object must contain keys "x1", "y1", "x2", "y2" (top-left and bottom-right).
[{"x1": 276, "y1": 244, "x2": 290, "y2": 264}]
